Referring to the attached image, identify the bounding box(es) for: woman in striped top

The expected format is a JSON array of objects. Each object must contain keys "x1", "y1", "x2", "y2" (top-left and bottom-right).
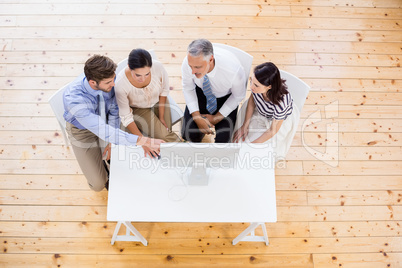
[{"x1": 233, "y1": 62, "x2": 300, "y2": 160}]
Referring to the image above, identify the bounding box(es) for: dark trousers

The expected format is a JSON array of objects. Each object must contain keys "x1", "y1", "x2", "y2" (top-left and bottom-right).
[{"x1": 181, "y1": 86, "x2": 238, "y2": 143}]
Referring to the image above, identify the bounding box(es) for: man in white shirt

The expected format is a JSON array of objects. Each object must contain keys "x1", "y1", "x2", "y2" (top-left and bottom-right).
[{"x1": 181, "y1": 39, "x2": 246, "y2": 143}]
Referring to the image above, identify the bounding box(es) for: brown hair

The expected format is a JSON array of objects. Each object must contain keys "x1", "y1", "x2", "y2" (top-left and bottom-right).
[{"x1": 84, "y1": 55, "x2": 117, "y2": 83}]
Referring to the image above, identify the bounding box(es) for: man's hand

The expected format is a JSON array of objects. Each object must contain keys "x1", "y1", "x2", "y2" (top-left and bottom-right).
[
  {"x1": 202, "y1": 113, "x2": 224, "y2": 126},
  {"x1": 142, "y1": 145, "x2": 160, "y2": 158},
  {"x1": 102, "y1": 143, "x2": 112, "y2": 161},
  {"x1": 193, "y1": 115, "x2": 214, "y2": 134},
  {"x1": 136, "y1": 136, "x2": 164, "y2": 156}
]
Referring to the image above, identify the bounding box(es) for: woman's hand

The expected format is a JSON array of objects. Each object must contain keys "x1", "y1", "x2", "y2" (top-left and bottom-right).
[
  {"x1": 233, "y1": 125, "x2": 249, "y2": 143},
  {"x1": 160, "y1": 118, "x2": 169, "y2": 131}
]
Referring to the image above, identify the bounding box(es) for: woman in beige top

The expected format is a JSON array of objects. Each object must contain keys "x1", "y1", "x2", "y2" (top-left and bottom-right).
[{"x1": 115, "y1": 49, "x2": 181, "y2": 157}]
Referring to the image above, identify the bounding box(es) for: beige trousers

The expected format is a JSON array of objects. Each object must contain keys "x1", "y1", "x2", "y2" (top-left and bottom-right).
[
  {"x1": 66, "y1": 122, "x2": 108, "y2": 191},
  {"x1": 125, "y1": 100, "x2": 181, "y2": 142}
]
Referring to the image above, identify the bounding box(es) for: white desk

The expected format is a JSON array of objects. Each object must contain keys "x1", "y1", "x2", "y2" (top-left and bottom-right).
[{"x1": 107, "y1": 143, "x2": 277, "y2": 246}]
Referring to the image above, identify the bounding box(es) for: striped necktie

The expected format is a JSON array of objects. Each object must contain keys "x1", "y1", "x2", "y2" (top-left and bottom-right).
[
  {"x1": 202, "y1": 75, "x2": 217, "y2": 114},
  {"x1": 98, "y1": 93, "x2": 107, "y2": 149},
  {"x1": 98, "y1": 93, "x2": 106, "y2": 121}
]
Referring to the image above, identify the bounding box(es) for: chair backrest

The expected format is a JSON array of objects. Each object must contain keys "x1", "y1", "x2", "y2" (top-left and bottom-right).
[
  {"x1": 212, "y1": 43, "x2": 253, "y2": 86},
  {"x1": 48, "y1": 82, "x2": 72, "y2": 146},
  {"x1": 116, "y1": 50, "x2": 184, "y2": 125},
  {"x1": 279, "y1": 70, "x2": 310, "y2": 113}
]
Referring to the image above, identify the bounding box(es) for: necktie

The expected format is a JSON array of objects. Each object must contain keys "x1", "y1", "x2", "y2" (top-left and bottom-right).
[
  {"x1": 98, "y1": 93, "x2": 106, "y2": 121},
  {"x1": 98, "y1": 93, "x2": 107, "y2": 149},
  {"x1": 202, "y1": 75, "x2": 217, "y2": 114}
]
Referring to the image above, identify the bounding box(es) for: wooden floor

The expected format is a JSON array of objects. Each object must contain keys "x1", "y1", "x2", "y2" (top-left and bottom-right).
[{"x1": 1, "y1": 0, "x2": 401, "y2": 267}]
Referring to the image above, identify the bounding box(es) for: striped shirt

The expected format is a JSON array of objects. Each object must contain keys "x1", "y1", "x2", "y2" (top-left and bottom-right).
[{"x1": 252, "y1": 92, "x2": 293, "y2": 120}]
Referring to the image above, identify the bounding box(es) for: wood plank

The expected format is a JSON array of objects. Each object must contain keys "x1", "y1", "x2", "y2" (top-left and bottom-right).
[
  {"x1": 0, "y1": 253, "x2": 314, "y2": 268},
  {"x1": 303, "y1": 78, "x2": 402, "y2": 93},
  {"x1": 1, "y1": 4, "x2": 292, "y2": 16},
  {"x1": 313, "y1": 253, "x2": 402, "y2": 268},
  {"x1": 0, "y1": 77, "x2": 72, "y2": 90},
  {"x1": 0, "y1": 189, "x2": 306, "y2": 206},
  {"x1": 0, "y1": 221, "x2": 310, "y2": 239},
  {"x1": 296, "y1": 53, "x2": 401, "y2": 67},
  {"x1": 309, "y1": 221, "x2": 401, "y2": 237},
  {"x1": 10, "y1": 39, "x2": 402, "y2": 54},
  {"x1": 0, "y1": 174, "x2": 88, "y2": 190},
  {"x1": 0, "y1": 130, "x2": 66, "y2": 145},
  {"x1": 291, "y1": 5, "x2": 402, "y2": 19},
  {"x1": 278, "y1": 205, "x2": 402, "y2": 221},
  {"x1": 3, "y1": 0, "x2": 402, "y2": 8},
  {"x1": 8, "y1": 14, "x2": 402, "y2": 30},
  {"x1": 287, "y1": 146, "x2": 402, "y2": 161},
  {"x1": 307, "y1": 191, "x2": 402, "y2": 206},
  {"x1": 0, "y1": 26, "x2": 295, "y2": 41},
  {"x1": 2, "y1": 205, "x2": 401, "y2": 222},
  {"x1": 2, "y1": 237, "x2": 401, "y2": 254},
  {"x1": 303, "y1": 161, "x2": 402, "y2": 176},
  {"x1": 275, "y1": 175, "x2": 402, "y2": 191},
  {"x1": 296, "y1": 132, "x2": 402, "y2": 147},
  {"x1": 294, "y1": 29, "x2": 402, "y2": 42},
  {"x1": 299, "y1": 118, "x2": 402, "y2": 133}
]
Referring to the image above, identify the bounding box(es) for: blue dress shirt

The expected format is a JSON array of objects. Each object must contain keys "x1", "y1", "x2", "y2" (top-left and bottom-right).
[{"x1": 63, "y1": 73, "x2": 138, "y2": 145}]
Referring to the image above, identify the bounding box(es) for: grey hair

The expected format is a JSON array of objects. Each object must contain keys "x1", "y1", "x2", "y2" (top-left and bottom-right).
[{"x1": 187, "y1": 39, "x2": 214, "y2": 61}]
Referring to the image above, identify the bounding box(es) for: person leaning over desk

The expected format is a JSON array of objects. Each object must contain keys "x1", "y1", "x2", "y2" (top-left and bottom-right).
[
  {"x1": 181, "y1": 39, "x2": 247, "y2": 143},
  {"x1": 114, "y1": 48, "x2": 181, "y2": 158},
  {"x1": 63, "y1": 55, "x2": 164, "y2": 191},
  {"x1": 233, "y1": 62, "x2": 299, "y2": 160}
]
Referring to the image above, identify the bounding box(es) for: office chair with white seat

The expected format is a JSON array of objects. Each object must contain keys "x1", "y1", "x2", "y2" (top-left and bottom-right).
[
  {"x1": 234, "y1": 69, "x2": 310, "y2": 160},
  {"x1": 212, "y1": 43, "x2": 253, "y2": 88}
]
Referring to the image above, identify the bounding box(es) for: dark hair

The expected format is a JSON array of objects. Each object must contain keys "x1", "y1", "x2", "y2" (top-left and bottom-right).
[
  {"x1": 128, "y1": 49, "x2": 152, "y2": 70},
  {"x1": 254, "y1": 62, "x2": 288, "y2": 105},
  {"x1": 84, "y1": 55, "x2": 116, "y2": 84}
]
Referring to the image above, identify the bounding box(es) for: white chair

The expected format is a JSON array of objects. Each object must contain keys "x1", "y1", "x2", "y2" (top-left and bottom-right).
[
  {"x1": 49, "y1": 77, "x2": 83, "y2": 147},
  {"x1": 212, "y1": 43, "x2": 253, "y2": 88},
  {"x1": 116, "y1": 49, "x2": 184, "y2": 125},
  {"x1": 234, "y1": 70, "x2": 310, "y2": 160}
]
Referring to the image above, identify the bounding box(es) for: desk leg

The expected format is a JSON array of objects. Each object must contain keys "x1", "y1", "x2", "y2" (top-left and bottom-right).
[
  {"x1": 232, "y1": 222, "x2": 269, "y2": 246},
  {"x1": 110, "y1": 221, "x2": 148, "y2": 246}
]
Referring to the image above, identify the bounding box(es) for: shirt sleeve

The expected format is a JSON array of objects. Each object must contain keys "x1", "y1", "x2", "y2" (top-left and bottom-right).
[
  {"x1": 65, "y1": 89, "x2": 138, "y2": 146},
  {"x1": 218, "y1": 66, "x2": 247, "y2": 117},
  {"x1": 273, "y1": 93, "x2": 293, "y2": 120},
  {"x1": 181, "y1": 57, "x2": 200, "y2": 114},
  {"x1": 114, "y1": 71, "x2": 135, "y2": 127},
  {"x1": 156, "y1": 61, "x2": 170, "y2": 97}
]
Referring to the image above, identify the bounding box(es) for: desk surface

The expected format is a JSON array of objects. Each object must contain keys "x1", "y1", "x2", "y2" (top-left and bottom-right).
[{"x1": 107, "y1": 144, "x2": 277, "y2": 223}]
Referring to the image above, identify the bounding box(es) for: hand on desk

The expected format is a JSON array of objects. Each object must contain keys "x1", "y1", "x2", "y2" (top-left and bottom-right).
[
  {"x1": 136, "y1": 136, "x2": 164, "y2": 157},
  {"x1": 233, "y1": 124, "x2": 249, "y2": 143}
]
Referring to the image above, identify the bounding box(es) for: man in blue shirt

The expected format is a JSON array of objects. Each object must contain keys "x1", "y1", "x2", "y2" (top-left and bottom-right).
[{"x1": 64, "y1": 55, "x2": 163, "y2": 191}]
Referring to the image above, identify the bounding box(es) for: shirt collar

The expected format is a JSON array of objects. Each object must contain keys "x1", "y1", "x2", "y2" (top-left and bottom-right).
[
  {"x1": 206, "y1": 57, "x2": 217, "y2": 78},
  {"x1": 83, "y1": 77, "x2": 103, "y2": 98}
]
